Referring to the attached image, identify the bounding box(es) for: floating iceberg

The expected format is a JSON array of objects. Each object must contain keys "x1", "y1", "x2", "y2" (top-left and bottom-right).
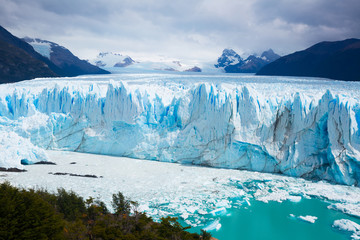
[
  {"x1": 0, "y1": 73, "x2": 359, "y2": 185},
  {"x1": 289, "y1": 214, "x2": 317, "y2": 224},
  {"x1": 210, "y1": 207, "x2": 227, "y2": 216},
  {"x1": 333, "y1": 219, "x2": 360, "y2": 239},
  {"x1": 203, "y1": 219, "x2": 221, "y2": 231},
  {"x1": 298, "y1": 215, "x2": 318, "y2": 224}
]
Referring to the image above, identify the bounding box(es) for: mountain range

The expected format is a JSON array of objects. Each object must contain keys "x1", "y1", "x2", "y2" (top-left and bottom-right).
[
  {"x1": 0, "y1": 25, "x2": 109, "y2": 84},
  {"x1": 91, "y1": 52, "x2": 203, "y2": 72},
  {"x1": 257, "y1": 38, "x2": 360, "y2": 81},
  {"x1": 1, "y1": 25, "x2": 359, "y2": 82},
  {"x1": 215, "y1": 48, "x2": 281, "y2": 73},
  {"x1": 92, "y1": 52, "x2": 136, "y2": 68}
]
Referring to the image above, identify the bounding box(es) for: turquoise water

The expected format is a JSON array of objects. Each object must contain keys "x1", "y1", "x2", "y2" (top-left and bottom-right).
[{"x1": 186, "y1": 198, "x2": 360, "y2": 240}]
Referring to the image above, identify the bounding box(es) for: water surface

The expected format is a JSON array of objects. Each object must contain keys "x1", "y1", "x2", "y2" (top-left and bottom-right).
[{"x1": 187, "y1": 198, "x2": 360, "y2": 240}]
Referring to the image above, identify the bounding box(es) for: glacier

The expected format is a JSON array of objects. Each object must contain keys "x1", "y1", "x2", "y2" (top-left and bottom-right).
[{"x1": 0, "y1": 73, "x2": 359, "y2": 185}]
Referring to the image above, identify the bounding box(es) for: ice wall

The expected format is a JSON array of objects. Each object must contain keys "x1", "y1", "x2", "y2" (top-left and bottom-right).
[{"x1": 0, "y1": 80, "x2": 359, "y2": 185}]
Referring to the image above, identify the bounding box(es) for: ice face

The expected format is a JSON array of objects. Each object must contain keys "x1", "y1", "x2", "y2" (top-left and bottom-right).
[
  {"x1": 0, "y1": 73, "x2": 359, "y2": 186},
  {"x1": 0, "y1": 130, "x2": 49, "y2": 168}
]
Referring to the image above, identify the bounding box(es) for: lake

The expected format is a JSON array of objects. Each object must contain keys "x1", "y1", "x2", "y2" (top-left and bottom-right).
[{"x1": 187, "y1": 198, "x2": 360, "y2": 240}]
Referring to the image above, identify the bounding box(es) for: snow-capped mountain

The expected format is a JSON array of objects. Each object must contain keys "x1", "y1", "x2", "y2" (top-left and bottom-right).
[
  {"x1": 128, "y1": 60, "x2": 202, "y2": 72},
  {"x1": 257, "y1": 38, "x2": 360, "y2": 81},
  {"x1": 23, "y1": 37, "x2": 109, "y2": 76},
  {"x1": 91, "y1": 52, "x2": 203, "y2": 73},
  {"x1": 261, "y1": 49, "x2": 281, "y2": 62},
  {"x1": 214, "y1": 48, "x2": 243, "y2": 68},
  {"x1": 0, "y1": 25, "x2": 59, "y2": 83},
  {"x1": 91, "y1": 52, "x2": 135, "y2": 68},
  {"x1": 215, "y1": 48, "x2": 280, "y2": 73},
  {"x1": 1, "y1": 74, "x2": 359, "y2": 186}
]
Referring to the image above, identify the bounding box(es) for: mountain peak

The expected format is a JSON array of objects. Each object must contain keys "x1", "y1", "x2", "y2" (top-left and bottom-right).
[
  {"x1": 215, "y1": 48, "x2": 280, "y2": 73},
  {"x1": 257, "y1": 38, "x2": 360, "y2": 81},
  {"x1": 98, "y1": 52, "x2": 124, "y2": 58},
  {"x1": 92, "y1": 52, "x2": 135, "y2": 68},
  {"x1": 261, "y1": 49, "x2": 280, "y2": 62},
  {"x1": 222, "y1": 48, "x2": 238, "y2": 56},
  {"x1": 22, "y1": 36, "x2": 109, "y2": 77},
  {"x1": 215, "y1": 48, "x2": 243, "y2": 68}
]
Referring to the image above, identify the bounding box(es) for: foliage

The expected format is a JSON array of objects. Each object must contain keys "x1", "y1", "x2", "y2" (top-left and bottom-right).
[
  {"x1": 112, "y1": 191, "x2": 131, "y2": 215},
  {"x1": 0, "y1": 182, "x2": 64, "y2": 240},
  {"x1": 56, "y1": 188, "x2": 87, "y2": 221},
  {"x1": 0, "y1": 182, "x2": 212, "y2": 240}
]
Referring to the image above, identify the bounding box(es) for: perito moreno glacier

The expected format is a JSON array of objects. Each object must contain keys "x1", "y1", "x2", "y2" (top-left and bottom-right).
[{"x1": 0, "y1": 73, "x2": 359, "y2": 186}]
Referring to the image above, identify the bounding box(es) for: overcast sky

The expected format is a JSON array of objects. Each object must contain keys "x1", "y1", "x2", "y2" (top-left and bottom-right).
[{"x1": 1, "y1": 0, "x2": 359, "y2": 62}]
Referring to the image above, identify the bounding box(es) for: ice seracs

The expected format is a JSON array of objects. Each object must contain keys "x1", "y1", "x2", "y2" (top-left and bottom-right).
[
  {"x1": 0, "y1": 74, "x2": 359, "y2": 186},
  {"x1": 0, "y1": 131, "x2": 48, "y2": 169}
]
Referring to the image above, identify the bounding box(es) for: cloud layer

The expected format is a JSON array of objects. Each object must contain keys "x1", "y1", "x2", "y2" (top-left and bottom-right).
[{"x1": 1, "y1": 0, "x2": 359, "y2": 61}]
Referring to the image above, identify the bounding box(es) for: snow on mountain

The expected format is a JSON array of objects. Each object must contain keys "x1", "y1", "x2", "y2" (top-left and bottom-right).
[
  {"x1": 215, "y1": 48, "x2": 281, "y2": 73},
  {"x1": 261, "y1": 49, "x2": 281, "y2": 62},
  {"x1": 23, "y1": 38, "x2": 52, "y2": 59},
  {"x1": 23, "y1": 37, "x2": 63, "y2": 59},
  {"x1": 214, "y1": 49, "x2": 243, "y2": 68},
  {"x1": 91, "y1": 52, "x2": 135, "y2": 68},
  {"x1": 91, "y1": 52, "x2": 208, "y2": 73},
  {"x1": 23, "y1": 37, "x2": 110, "y2": 76},
  {"x1": 0, "y1": 73, "x2": 359, "y2": 186}
]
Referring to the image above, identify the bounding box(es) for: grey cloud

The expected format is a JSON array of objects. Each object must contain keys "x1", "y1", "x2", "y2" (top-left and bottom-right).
[
  {"x1": 0, "y1": 0, "x2": 359, "y2": 61},
  {"x1": 253, "y1": 0, "x2": 360, "y2": 30}
]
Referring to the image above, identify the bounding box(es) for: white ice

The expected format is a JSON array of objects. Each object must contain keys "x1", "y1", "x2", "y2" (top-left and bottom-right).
[
  {"x1": 298, "y1": 215, "x2": 318, "y2": 224},
  {"x1": 333, "y1": 219, "x2": 360, "y2": 239},
  {"x1": 0, "y1": 130, "x2": 48, "y2": 169},
  {"x1": 0, "y1": 73, "x2": 359, "y2": 187},
  {"x1": 1, "y1": 150, "x2": 360, "y2": 229},
  {"x1": 289, "y1": 214, "x2": 317, "y2": 223}
]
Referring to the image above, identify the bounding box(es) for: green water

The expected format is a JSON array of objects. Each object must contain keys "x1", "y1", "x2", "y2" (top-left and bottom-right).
[{"x1": 187, "y1": 198, "x2": 360, "y2": 240}]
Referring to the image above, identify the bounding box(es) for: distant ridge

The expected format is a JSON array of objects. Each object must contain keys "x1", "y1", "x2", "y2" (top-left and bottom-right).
[
  {"x1": 23, "y1": 37, "x2": 110, "y2": 77},
  {"x1": 215, "y1": 48, "x2": 280, "y2": 73},
  {"x1": 257, "y1": 38, "x2": 360, "y2": 81},
  {"x1": 0, "y1": 26, "x2": 57, "y2": 83},
  {"x1": 0, "y1": 25, "x2": 110, "y2": 84}
]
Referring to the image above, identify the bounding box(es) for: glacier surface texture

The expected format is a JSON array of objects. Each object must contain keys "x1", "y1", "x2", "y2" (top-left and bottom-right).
[{"x1": 0, "y1": 73, "x2": 359, "y2": 185}]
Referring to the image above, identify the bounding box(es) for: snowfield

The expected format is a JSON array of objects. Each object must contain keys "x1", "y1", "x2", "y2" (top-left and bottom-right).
[{"x1": 0, "y1": 73, "x2": 359, "y2": 186}]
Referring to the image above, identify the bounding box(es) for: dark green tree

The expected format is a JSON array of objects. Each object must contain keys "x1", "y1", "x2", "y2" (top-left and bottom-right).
[
  {"x1": 56, "y1": 188, "x2": 86, "y2": 221},
  {"x1": 200, "y1": 229, "x2": 212, "y2": 240},
  {"x1": 0, "y1": 182, "x2": 211, "y2": 240},
  {"x1": 112, "y1": 192, "x2": 131, "y2": 215}
]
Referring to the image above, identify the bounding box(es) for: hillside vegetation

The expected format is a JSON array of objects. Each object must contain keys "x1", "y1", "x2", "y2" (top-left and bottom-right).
[{"x1": 0, "y1": 182, "x2": 211, "y2": 240}]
